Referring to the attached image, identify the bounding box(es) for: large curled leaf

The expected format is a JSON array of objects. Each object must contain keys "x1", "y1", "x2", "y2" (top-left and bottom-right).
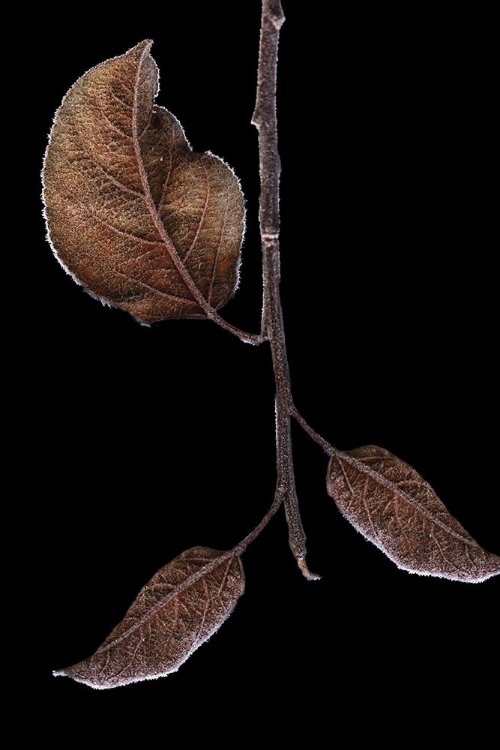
[
  {"x1": 54, "y1": 547, "x2": 245, "y2": 689},
  {"x1": 327, "y1": 446, "x2": 500, "y2": 583},
  {"x1": 42, "y1": 40, "x2": 244, "y2": 323}
]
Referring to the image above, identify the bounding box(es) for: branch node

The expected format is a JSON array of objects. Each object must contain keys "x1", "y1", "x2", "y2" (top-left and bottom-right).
[
  {"x1": 271, "y1": 14, "x2": 285, "y2": 31},
  {"x1": 262, "y1": 232, "x2": 279, "y2": 243}
]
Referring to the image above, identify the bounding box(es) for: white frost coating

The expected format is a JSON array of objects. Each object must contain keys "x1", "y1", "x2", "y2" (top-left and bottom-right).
[
  {"x1": 52, "y1": 549, "x2": 245, "y2": 689},
  {"x1": 52, "y1": 601, "x2": 238, "y2": 689},
  {"x1": 41, "y1": 42, "x2": 154, "y2": 316},
  {"x1": 205, "y1": 149, "x2": 246, "y2": 295},
  {"x1": 337, "y1": 498, "x2": 500, "y2": 584},
  {"x1": 41, "y1": 40, "x2": 244, "y2": 321}
]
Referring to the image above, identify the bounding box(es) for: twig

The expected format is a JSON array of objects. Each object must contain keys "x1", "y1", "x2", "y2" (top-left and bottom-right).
[
  {"x1": 291, "y1": 407, "x2": 340, "y2": 456},
  {"x1": 251, "y1": 0, "x2": 319, "y2": 580}
]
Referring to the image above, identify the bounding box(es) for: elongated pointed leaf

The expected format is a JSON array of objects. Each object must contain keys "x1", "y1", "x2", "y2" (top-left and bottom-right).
[
  {"x1": 42, "y1": 40, "x2": 244, "y2": 323},
  {"x1": 327, "y1": 446, "x2": 500, "y2": 583},
  {"x1": 54, "y1": 547, "x2": 245, "y2": 689}
]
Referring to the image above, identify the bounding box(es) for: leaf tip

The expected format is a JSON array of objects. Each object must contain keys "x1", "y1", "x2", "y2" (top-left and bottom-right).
[
  {"x1": 137, "y1": 38, "x2": 154, "y2": 54},
  {"x1": 52, "y1": 668, "x2": 68, "y2": 679}
]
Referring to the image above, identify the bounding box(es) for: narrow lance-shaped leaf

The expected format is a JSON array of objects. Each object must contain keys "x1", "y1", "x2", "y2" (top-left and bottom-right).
[
  {"x1": 54, "y1": 547, "x2": 245, "y2": 689},
  {"x1": 42, "y1": 40, "x2": 245, "y2": 324},
  {"x1": 327, "y1": 445, "x2": 500, "y2": 583}
]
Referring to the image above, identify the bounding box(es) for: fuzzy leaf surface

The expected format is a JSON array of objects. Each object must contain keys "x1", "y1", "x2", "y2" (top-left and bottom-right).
[
  {"x1": 327, "y1": 445, "x2": 500, "y2": 583},
  {"x1": 42, "y1": 40, "x2": 244, "y2": 323},
  {"x1": 54, "y1": 547, "x2": 245, "y2": 689}
]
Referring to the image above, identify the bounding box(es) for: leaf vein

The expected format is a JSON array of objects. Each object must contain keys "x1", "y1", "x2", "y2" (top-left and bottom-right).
[
  {"x1": 340, "y1": 453, "x2": 480, "y2": 548},
  {"x1": 209, "y1": 183, "x2": 230, "y2": 305},
  {"x1": 182, "y1": 164, "x2": 210, "y2": 265}
]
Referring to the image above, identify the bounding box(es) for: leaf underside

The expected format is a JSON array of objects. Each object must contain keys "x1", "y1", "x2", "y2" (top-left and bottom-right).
[
  {"x1": 327, "y1": 446, "x2": 500, "y2": 583},
  {"x1": 42, "y1": 40, "x2": 244, "y2": 323},
  {"x1": 54, "y1": 547, "x2": 245, "y2": 689}
]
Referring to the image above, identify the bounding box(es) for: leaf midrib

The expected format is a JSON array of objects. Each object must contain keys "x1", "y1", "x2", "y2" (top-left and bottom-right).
[
  {"x1": 95, "y1": 553, "x2": 239, "y2": 655},
  {"x1": 336, "y1": 450, "x2": 482, "y2": 549},
  {"x1": 131, "y1": 43, "x2": 214, "y2": 316}
]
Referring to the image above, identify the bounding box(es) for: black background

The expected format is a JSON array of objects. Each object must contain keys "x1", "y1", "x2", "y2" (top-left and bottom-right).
[{"x1": 26, "y1": 1, "x2": 497, "y2": 742}]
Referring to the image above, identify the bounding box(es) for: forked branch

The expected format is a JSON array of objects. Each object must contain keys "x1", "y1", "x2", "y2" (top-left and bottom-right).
[
  {"x1": 45, "y1": 1, "x2": 499, "y2": 690},
  {"x1": 252, "y1": 0, "x2": 318, "y2": 579}
]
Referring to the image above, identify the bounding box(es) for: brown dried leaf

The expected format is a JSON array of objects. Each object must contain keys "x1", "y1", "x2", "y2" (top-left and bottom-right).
[
  {"x1": 42, "y1": 40, "x2": 244, "y2": 323},
  {"x1": 327, "y1": 446, "x2": 500, "y2": 583},
  {"x1": 54, "y1": 547, "x2": 245, "y2": 689}
]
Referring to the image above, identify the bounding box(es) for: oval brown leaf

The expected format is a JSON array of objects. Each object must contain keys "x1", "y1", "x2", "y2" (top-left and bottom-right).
[
  {"x1": 42, "y1": 40, "x2": 244, "y2": 323},
  {"x1": 327, "y1": 446, "x2": 500, "y2": 583},
  {"x1": 54, "y1": 547, "x2": 245, "y2": 689}
]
